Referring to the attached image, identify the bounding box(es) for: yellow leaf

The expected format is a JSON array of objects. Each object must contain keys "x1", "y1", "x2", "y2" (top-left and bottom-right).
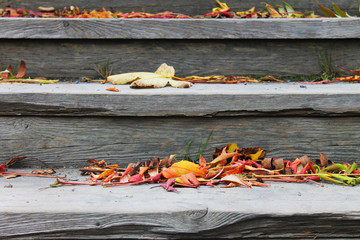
[
  {"x1": 250, "y1": 150, "x2": 263, "y2": 161},
  {"x1": 162, "y1": 160, "x2": 207, "y2": 179},
  {"x1": 107, "y1": 72, "x2": 160, "y2": 85},
  {"x1": 226, "y1": 143, "x2": 238, "y2": 153}
]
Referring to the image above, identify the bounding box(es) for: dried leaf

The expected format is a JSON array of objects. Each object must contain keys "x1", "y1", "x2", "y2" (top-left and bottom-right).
[
  {"x1": 107, "y1": 72, "x2": 160, "y2": 85},
  {"x1": 130, "y1": 77, "x2": 169, "y2": 88},
  {"x1": 168, "y1": 79, "x2": 192, "y2": 88},
  {"x1": 154, "y1": 63, "x2": 175, "y2": 77},
  {"x1": 320, "y1": 153, "x2": 328, "y2": 167}
]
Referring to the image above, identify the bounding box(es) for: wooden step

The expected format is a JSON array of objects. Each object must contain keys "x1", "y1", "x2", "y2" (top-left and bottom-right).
[
  {"x1": 1, "y1": 168, "x2": 360, "y2": 239},
  {"x1": 1, "y1": 0, "x2": 357, "y2": 16},
  {"x1": 1, "y1": 83, "x2": 359, "y2": 168},
  {"x1": 1, "y1": 17, "x2": 360, "y2": 78}
]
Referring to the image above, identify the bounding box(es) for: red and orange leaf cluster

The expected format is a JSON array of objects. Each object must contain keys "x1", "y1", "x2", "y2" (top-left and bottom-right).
[
  {"x1": 50, "y1": 143, "x2": 360, "y2": 191},
  {"x1": 1, "y1": 144, "x2": 360, "y2": 190}
]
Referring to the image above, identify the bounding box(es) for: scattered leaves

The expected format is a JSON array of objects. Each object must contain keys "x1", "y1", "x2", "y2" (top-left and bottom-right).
[{"x1": 0, "y1": 61, "x2": 58, "y2": 84}]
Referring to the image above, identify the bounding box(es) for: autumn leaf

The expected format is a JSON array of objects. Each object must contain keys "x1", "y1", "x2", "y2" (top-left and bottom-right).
[
  {"x1": 221, "y1": 174, "x2": 252, "y2": 188},
  {"x1": 106, "y1": 87, "x2": 119, "y2": 92},
  {"x1": 107, "y1": 63, "x2": 192, "y2": 88},
  {"x1": 318, "y1": 4, "x2": 337, "y2": 17},
  {"x1": 162, "y1": 160, "x2": 207, "y2": 178},
  {"x1": 15, "y1": 60, "x2": 26, "y2": 78}
]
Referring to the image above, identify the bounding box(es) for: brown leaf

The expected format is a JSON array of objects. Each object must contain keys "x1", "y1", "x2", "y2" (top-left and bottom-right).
[
  {"x1": 319, "y1": 153, "x2": 328, "y2": 167},
  {"x1": 300, "y1": 155, "x2": 312, "y2": 166},
  {"x1": 6, "y1": 156, "x2": 27, "y2": 168}
]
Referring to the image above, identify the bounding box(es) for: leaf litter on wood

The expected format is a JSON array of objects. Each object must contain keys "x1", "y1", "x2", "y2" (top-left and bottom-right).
[{"x1": 1, "y1": 142, "x2": 360, "y2": 191}]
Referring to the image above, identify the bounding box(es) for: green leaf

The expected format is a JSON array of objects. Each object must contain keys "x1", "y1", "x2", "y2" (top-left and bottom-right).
[
  {"x1": 332, "y1": 3, "x2": 349, "y2": 17},
  {"x1": 276, "y1": 5, "x2": 286, "y2": 14},
  {"x1": 318, "y1": 4, "x2": 337, "y2": 17},
  {"x1": 283, "y1": 2, "x2": 295, "y2": 14}
]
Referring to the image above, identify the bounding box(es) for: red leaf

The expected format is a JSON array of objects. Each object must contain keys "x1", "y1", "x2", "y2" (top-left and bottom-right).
[
  {"x1": 15, "y1": 60, "x2": 26, "y2": 78},
  {"x1": 0, "y1": 164, "x2": 6, "y2": 173},
  {"x1": 129, "y1": 174, "x2": 144, "y2": 183},
  {"x1": 161, "y1": 178, "x2": 178, "y2": 192}
]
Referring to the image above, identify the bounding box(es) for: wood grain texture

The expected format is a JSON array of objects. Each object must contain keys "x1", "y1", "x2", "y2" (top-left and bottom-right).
[
  {"x1": 2, "y1": 39, "x2": 360, "y2": 78},
  {"x1": 1, "y1": 116, "x2": 359, "y2": 168},
  {"x1": 1, "y1": 172, "x2": 360, "y2": 238},
  {"x1": 1, "y1": 84, "x2": 360, "y2": 117},
  {"x1": 1, "y1": 18, "x2": 360, "y2": 39},
  {"x1": 0, "y1": 0, "x2": 358, "y2": 16}
]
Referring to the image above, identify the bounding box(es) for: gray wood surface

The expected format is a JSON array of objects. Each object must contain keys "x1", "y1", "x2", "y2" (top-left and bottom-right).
[
  {"x1": 1, "y1": 170, "x2": 360, "y2": 238},
  {"x1": 1, "y1": 0, "x2": 358, "y2": 16},
  {"x1": 1, "y1": 84, "x2": 360, "y2": 117},
  {"x1": 1, "y1": 18, "x2": 360, "y2": 39},
  {"x1": 1, "y1": 115, "x2": 359, "y2": 168},
  {"x1": 2, "y1": 38, "x2": 360, "y2": 78}
]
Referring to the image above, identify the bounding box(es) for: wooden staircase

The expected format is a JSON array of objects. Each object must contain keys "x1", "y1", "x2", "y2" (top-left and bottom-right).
[{"x1": 1, "y1": 0, "x2": 360, "y2": 238}]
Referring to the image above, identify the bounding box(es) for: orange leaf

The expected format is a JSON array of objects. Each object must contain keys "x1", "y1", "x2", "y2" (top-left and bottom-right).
[
  {"x1": 162, "y1": 160, "x2": 207, "y2": 179},
  {"x1": 199, "y1": 155, "x2": 207, "y2": 168},
  {"x1": 175, "y1": 172, "x2": 200, "y2": 188},
  {"x1": 106, "y1": 87, "x2": 119, "y2": 92},
  {"x1": 209, "y1": 152, "x2": 239, "y2": 166},
  {"x1": 139, "y1": 167, "x2": 150, "y2": 176},
  {"x1": 97, "y1": 168, "x2": 114, "y2": 180}
]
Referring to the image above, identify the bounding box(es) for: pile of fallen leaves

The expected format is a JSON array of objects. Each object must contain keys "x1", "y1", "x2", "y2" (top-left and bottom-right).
[
  {"x1": 0, "y1": 1, "x2": 329, "y2": 19},
  {"x1": 3, "y1": 143, "x2": 358, "y2": 191},
  {"x1": 51, "y1": 143, "x2": 360, "y2": 191}
]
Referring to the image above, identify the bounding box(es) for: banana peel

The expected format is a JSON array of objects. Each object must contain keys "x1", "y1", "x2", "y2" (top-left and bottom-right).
[{"x1": 106, "y1": 63, "x2": 192, "y2": 89}]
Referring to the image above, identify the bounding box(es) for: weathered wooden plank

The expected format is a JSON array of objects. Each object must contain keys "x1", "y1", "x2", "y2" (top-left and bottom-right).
[
  {"x1": 1, "y1": 18, "x2": 360, "y2": 39},
  {"x1": 0, "y1": 0, "x2": 358, "y2": 16},
  {"x1": 1, "y1": 84, "x2": 360, "y2": 117},
  {"x1": 1, "y1": 171, "x2": 360, "y2": 238},
  {"x1": 1, "y1": 39, "x2": 360, "y2": 77},
  {"x1": 1, "y1": 116, "x2": 359, "y2": 167}
]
